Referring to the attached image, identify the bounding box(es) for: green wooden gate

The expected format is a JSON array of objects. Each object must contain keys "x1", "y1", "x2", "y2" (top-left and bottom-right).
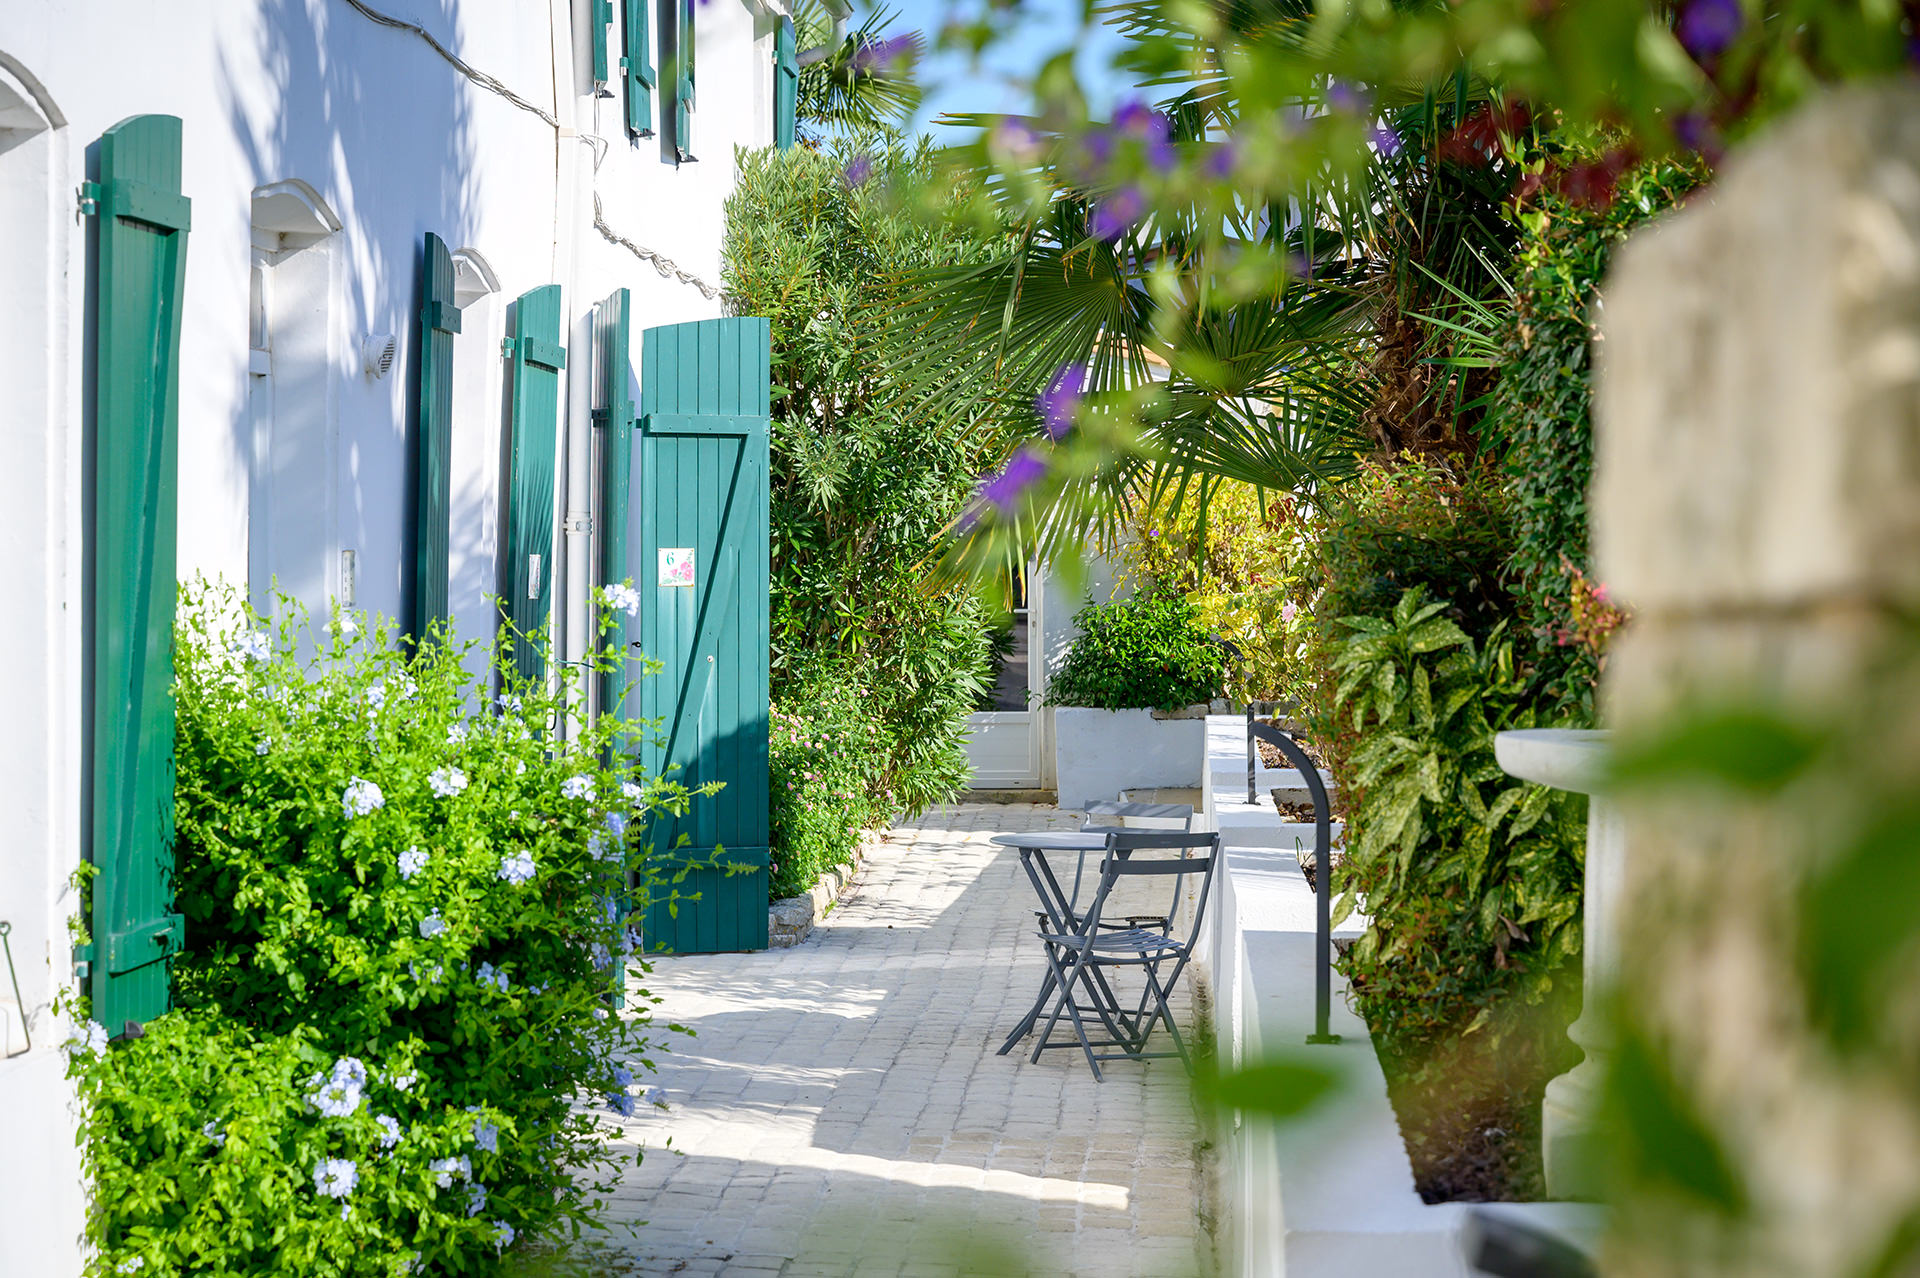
[
  {"x1": 633, "y1": 318, "x2": 771, "y2": 953},
  {"x1": 83, "y1": 115, "x2": 191, "y2": 1036}
]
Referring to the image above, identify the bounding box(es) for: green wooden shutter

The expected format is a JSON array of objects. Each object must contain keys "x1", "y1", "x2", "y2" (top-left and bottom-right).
[
  {"x1": 622, "y1": 0, "x2": 655, "y2": 138},
  {"x1": 597, "y1": 289, "x2": 637, "y2": 723},
  {"x1": 591, "y1": 0, "x2": 613, "y2": 85},
  {"x1": 411, "y1": 232, "x2": 460, "y2": 644},
  {"x1": 634, "y1": 318, "x2": 771, "y2": 953},
  {"x1": 773, "y1": 17, "x2": 798, "y2": 151},
  {"x1": 673, "y1": 0, "x2": 695, "y2": 161},
  {"x1": 503, "y1": 285, "x2": 566, "y2": 687},
  {"x1": 84, "y1": 115, "x2": 191, "y2": 1036}
]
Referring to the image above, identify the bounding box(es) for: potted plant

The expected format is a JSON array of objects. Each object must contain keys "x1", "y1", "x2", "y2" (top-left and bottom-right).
[{"x1": 1046, "y1": 593, "x2": 1226, "y2": 808}]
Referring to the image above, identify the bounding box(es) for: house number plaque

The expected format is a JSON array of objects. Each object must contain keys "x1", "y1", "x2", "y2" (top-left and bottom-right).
[{"x1": 659, "y1": 548, "x2": 696, "y2": 587}]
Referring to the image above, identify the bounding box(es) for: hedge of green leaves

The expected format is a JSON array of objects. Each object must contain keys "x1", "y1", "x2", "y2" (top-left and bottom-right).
[
  {"x1": 1485, "y1": 156, "x2": 1705, "y2": 719},
  {"x1": 66, "y1": 587, "x2": 685, "y2": 1276},
  {"x1": 1045, "y1": 592, "x2": 1226, "y2": 711}
]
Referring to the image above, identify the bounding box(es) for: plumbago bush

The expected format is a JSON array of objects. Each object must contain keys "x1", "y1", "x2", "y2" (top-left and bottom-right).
[{"x1": 66, "y1": 584, "x2": 691, "y2": 1276}]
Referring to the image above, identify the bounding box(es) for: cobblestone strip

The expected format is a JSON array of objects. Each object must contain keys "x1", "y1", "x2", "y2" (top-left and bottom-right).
[{"x1": 592, "y1": 804, "x2": 1210, "y2": 1277}]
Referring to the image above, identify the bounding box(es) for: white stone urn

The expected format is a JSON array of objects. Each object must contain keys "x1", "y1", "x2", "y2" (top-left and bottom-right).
[{"x1": 1493, "y1": 727, "x2": 1618, "y2": 1201}]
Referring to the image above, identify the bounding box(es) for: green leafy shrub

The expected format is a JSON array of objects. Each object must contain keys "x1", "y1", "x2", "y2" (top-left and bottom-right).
[
  {"x1": 1117, "y1": 480, "x2": 1321, "y2": 708},
  {"x1": 724, "y1": 138, "x2": 1002, "y2": 893},
  {"x1": 1046, "y1": 593, "x2": 1226, "y2": 711},
  {"x1": 1485, "y1": 157, "x2": 1703, "y2": 718},
  {"x1": 1327, "y1": 587, "x2": 1586, "y2": 1198},
  {"x1": 68, "y1": 587, "x2": 686, "y2": 1276}
]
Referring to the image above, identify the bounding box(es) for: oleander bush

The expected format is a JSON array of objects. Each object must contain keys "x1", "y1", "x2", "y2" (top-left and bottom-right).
[
  {"x1": 1045, "y1": 592, "x2": 1226, "y2": 712},
  {"x1": 66, "y1": 585, "x2": 692, "y2": 1276},
  {"x1": 768, "y1": 673, "x2": 891, "y2": 901},
  {"x1": 725, "y1": 139, "x2": 1002, "y2": 898}
]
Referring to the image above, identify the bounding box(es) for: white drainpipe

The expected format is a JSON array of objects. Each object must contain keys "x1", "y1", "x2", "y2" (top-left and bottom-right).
[{"x1": 549, "y1": 0, "x2": 594, "y2": 738}]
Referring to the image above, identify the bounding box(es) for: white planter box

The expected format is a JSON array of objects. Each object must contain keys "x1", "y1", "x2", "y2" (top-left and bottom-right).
[{"x1": 1052, "y1": 707, "x2": 1206, "y2": 809}]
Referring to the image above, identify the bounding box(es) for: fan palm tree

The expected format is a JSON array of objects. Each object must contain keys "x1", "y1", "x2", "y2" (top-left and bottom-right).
[
  {"x1": 883, "y1": 0, "x2": 1528, "y2": 572},
  {"x1": 795, "y1": 0, "x2": 924, "y2": 140}
]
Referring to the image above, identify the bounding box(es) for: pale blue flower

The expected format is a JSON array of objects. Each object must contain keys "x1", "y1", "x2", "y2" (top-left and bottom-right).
[
  {"x1": 408, "y1": 960, "x2": 444, "y2": 984},
  {"x1": 605, "y1": 583, "x2": 640, "y2": 617},
  {"x1": 236, "y1": 630, "x2": 272, "y2": 663},
  {"x1": 256, "y1": 739, "x2": 271, "y2": 756},
  {"x1": 314, "y1": 1157, "x2": 358, "y2": 1198},
  {"x1": 605, "y1": 1090, "x2": 636, "y2": 1117},
  {"x1": 342, "y1": 777, "x2": 384, "y2": 819},
  {"x1": 308, "y1": 1063, "x2": 364, "y2": 1118},
  {"x1": 419, "y1": 911, "x2": 447, "y2": 939},
  {"x1": 604, "y1": 809, "x2": 630, "y2": 840},
  {"x1": 202, "y1": 1120, "x2": 225, "y2": 1147},
  {"x1": 641, "y1": 1086, "x2": 665, "y2": 1107},
  {"x1": 493, "y1": 1220, "x2": 516, "y2": 1251},
  {"x1": 609, "y1": 1064, "x2": 634, "y2": 1088},
  {"x1": 498, "y1": 850, "x2": 536, "y2": 886},
  {"x1": 391, "y1": 1071, "x2": 418, "y2": 1092},
  {"x1": 475, "y1": 962, "x2": 509, "y2": 993},
  {"x1": 428, "y1": 766, "x2": 468, "y2": 798},
  {"x1": 472, "y1": 1115, "x2": 499, "y2": 1153},
  {"x1": 66, "y1": 1020, "x2": 108, "y2": 1060},
  {"x1": 332, "y1": 1057, "x2": 368, "y2": 1090},
  {"x1": 398, "y1": 846, "x2": 428, "y2": 879},
  {"x1": 561, "y1": 774, "x2": 596, "y2": 801},
  {"x1": 590, "y1": 943, "x2": 613, "y2": 971},
  {"x1": 620, "y1": 780, "x2": 645, "y2": 805},
  {"x1": 446, "y1": 723, "x2": 469, "y2": 746},
  {"x1": 466, "y1": 1183, "x2": 488, "y2": 1216},
  {"x1": 115, "y1": 1259, "x2": 145, "y2": 1275},
  {"x1": 430, "y1": 1155, "x2": 471, "y2": 1187},
  {"x1": 587, "y1": 833, "x2": 609, "y2": 862},
  {"x1": 375, "y1": 1114, "x2": 402, "y2": 1149}
]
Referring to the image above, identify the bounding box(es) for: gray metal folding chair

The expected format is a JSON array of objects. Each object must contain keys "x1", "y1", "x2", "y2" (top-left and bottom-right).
[{"x1": 1029, "y1": 829, "x2": 1222, "y2": 1081}]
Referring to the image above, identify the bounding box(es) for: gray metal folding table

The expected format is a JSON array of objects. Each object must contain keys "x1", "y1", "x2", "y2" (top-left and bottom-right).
[{"x1": 988, "y1": 831, "x2": 1115, "y2": 1055}]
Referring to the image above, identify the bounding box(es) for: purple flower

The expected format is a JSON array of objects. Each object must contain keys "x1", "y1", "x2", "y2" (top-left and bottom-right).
[
  {"x1": 1090, "y1": 187, "x2": 1146, "y2": 242},
  {"x1": 978, "y1": 448, "x2": 1048, "y2": 513},
  {"x1": 1114, "y1": 97, "x2": 1176, "y2": 173},
  {"x1": 1080, "y1": 128, "x2": 1114, "y2": 168},
  {"x1": 853, "y1": 34, "x2": 916, "y2": 73},
  {"x1": 842, "y1": 155, "x2": 873, "y2": 188},
  {"x1": 1034, "y1": 363, "x2": 1086, "y2": 440},
  {"x1": 1370, "y1": 124, "x2": 1403, "y2": 157},
  {"x1": 1326, "y1": 80, "x2": 1367, "y2": 115},
  {"x1": 1287, "y1": 252, "x2": 1315, "y2": 283},
  {"x1": 1677, "y1": 0, "x2": 1742, "y2": 60},
  {"x1": 992, "y1": 118, "x2": 1044, "y2": 161},
  {"x1": 1206, "y1": 140, "x2": 1237, "y2": 180}
]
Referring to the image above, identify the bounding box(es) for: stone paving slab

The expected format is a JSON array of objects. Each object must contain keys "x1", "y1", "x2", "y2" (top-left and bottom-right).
[{"x1": 591, "y1": 804, "x2": 1211, "y2": 1277}]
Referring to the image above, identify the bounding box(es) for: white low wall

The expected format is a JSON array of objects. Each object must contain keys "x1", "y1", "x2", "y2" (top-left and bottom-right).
[
  {"x1": 1192, "y1": 716, "x2": 1604, "y2": 1278},
  {"x1": 1053, "y1": 707, "x2": 1206, "y2": 809}
]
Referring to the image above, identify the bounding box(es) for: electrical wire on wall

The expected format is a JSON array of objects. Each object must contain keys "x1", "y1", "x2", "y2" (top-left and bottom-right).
[{"x1": 336, "y1": 0, "x2": 726, "y2": 302}]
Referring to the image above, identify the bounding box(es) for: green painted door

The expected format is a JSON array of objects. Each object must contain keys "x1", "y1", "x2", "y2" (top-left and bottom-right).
[
  {"x1": 633, "y1": 318, "x2": 770, "y2": 953},
  {"x1": 503, "y1": 285, "x2": 566, "y2": 686},
  {"x1": 85, "y1": 115, "x2": 191, "y2": 1036},
  {"x1": 410, "y1": 231, "x2": 459, "y2": 644}
]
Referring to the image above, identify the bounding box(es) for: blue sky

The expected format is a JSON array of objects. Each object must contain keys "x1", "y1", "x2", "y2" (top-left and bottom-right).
[{"x1": 878, "y1": 0, "x2": 1139, "y2": 137}]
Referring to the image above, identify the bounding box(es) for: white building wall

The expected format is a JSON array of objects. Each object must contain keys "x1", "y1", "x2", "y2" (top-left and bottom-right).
[{"x1": 0, "y1": 1, "x2": 784, "y2": 1271}]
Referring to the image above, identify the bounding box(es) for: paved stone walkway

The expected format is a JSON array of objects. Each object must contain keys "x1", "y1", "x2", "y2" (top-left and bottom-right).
[{"x1": 594, "y1": 804, "x2": 1211, "y2": 1277}]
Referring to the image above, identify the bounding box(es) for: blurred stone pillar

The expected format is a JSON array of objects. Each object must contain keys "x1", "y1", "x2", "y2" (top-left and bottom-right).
[{"x1": 1592, "y1": 84, "x2": 1920, "y2": 1276}]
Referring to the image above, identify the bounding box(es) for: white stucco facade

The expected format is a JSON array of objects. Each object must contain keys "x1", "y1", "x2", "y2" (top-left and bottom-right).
[{"x1": 0, "y1": 1, "x2": 798, "y2": 1270}]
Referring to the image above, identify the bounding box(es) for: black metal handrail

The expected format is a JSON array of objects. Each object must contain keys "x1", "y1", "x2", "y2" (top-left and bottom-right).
[{"x1": 1247, "y1": 721, "x2": 1338, "y2": 1045}]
